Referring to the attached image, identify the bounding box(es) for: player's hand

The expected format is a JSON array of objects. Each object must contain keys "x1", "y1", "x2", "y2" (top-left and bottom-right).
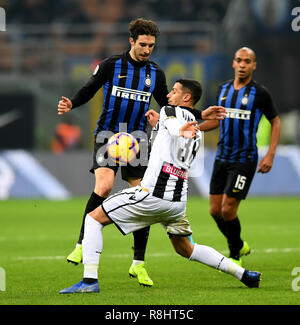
[
  {"x1": 145, "y1": 109, "x2": 160, "y2": 128},
  {"x1": 202, "y1": 106, "x2": 227, "y2": 120},
  {"x1": 180, "y1": 121, "x2": 198, "y2": 138},
  {"x1": 257, "y1": 155, "x2": 273, "y2": 173},
  {"x1": 58, "y1": 96, "x2": 72, "y2": 115}
]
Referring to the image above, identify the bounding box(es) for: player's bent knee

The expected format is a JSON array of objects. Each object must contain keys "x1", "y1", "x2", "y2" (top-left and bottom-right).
[
  {"x1": 94, "y1": 184, "x2": 112, "y2": 198},
  {"x1": 221, "y1": 207, "x2": 230, "y2": 219},
  {"x1": 210, "y1": 207, "x2": 222, "y2": 218},
  {"x1": 221, "y1": 204, "x2": 236, "y2": 220},
  {"x1": 170, "y1": 236, "x2": 194, "y2": 259},
  {"x1": 89, "y1": 206, "x2": 111, "y2": 225}
]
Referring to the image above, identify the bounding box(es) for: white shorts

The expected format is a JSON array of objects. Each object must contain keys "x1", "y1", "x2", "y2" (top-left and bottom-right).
[{"x1": 102, "y1": 186, "x2": 192, "y2": 237}]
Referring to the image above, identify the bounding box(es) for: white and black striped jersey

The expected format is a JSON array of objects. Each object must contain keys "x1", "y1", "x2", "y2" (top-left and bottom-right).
[{"x1": 141, "y1": 105, "x2": 202, "y2": 202}]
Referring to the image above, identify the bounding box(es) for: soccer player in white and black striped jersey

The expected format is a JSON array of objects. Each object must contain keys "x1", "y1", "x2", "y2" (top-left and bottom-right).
[{"x1": 60, "y1": 79, "x2": 262, "y2": 294}]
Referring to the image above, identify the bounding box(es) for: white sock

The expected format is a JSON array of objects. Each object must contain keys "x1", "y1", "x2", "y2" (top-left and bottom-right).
[
  {"x1": 82, "y1": 214, "x2": 103, "y2": 279},
  {"x1": 132, "y1": 260, "x2": 144, "y2": 266},
  {"x1": 83, "y1": 264, "x2": 98, "y2": 280},
  {"x1": 189, "y1": 243, "x2": 245, "y2": 280}
]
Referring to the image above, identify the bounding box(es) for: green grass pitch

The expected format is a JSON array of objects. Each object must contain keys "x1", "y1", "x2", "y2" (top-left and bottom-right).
[{"x1": 0, "y1": 196, "x2": 299, "y2": 305}]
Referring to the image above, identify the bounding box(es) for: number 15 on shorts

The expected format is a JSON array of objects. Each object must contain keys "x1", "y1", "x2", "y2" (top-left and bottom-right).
[{"x1": 234, "y1": 174, "x2": 247, "y2": 190}]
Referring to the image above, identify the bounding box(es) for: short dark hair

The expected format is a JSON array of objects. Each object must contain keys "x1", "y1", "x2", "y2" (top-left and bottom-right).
[
  {"x1": 235, "y1": 47, "x2": 257, "y2": 62},
  {"x1": 176, "y1": 79, "x2": 202, "y2": 105},
  {"x1": 129, "y1": 18, "x2": 160, "y2": 41}
]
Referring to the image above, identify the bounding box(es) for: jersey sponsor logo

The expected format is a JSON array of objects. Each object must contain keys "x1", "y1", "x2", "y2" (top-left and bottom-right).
[
  {"x1": 118, "y1": 75, "x2": 127, "y2": 79},
  {"x1": 162, "y1": 163, "x2": 188, "y2": 180},
  {"x1": 225, "y1": 108, "x2": 251, "y2": 120},
  {"x1": 112, "y1": 85, "x2": 151, "y2": 103}
]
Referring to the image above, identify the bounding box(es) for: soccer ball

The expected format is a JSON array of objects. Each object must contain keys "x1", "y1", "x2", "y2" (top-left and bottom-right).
[{"x1": 107, "y1": 132, "x2": 139, "y2": 165}]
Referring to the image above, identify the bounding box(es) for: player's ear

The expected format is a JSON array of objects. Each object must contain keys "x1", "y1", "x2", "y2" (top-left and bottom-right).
[
  {"x1": 129, "y1": 37, "x2": 135, "y2": 46},
  {"x1": 184, "y1": 93, "x2": 192, "y2": 103},
  {"x1": 232, "y1": 59, "x2": 236, "y2": 69}
]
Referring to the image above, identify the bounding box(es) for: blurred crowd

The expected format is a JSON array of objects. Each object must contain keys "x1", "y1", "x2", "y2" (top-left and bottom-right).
[
  {"x1": 0, "y1": 0, "x2": 229, "y2": 73},
  {"x1": 1, "y1": 0, "x2": 299, "y2": 148},
  {"x1": 4, "y1": 0, "x2": 227, "y2": 25}
]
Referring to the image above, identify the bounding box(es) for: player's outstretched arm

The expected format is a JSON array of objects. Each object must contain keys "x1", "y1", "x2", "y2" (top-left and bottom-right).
[
  {"x1": 57, "y1": 96, "x2": 72, "y2": 115},
  {"x1": 198, "y1": 120, "x2": 220, "y2": 132},
  {"x1": 202, "y1": 106, "x2": 226, "y2": 120}
]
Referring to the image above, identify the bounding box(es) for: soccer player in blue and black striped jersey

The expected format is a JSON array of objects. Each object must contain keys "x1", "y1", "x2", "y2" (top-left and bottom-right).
[
  {"x1": 57, "y1": 18, "x2": 169, "y2": 286},
  {"x1": 199, "y1": 47, "x2": 280, "y2": 265}
]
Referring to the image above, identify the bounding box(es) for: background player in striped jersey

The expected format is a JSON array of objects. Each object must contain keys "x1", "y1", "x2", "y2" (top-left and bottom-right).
[
  {"x1": 199, "y1": 47, "x2": 281, "y2": 265},
  {"x1": 57, "y1": 18, "x2": 169, "y2": 286},
  {"x1": 59, "y1": 79, "x2": 262, "y2": 294}
]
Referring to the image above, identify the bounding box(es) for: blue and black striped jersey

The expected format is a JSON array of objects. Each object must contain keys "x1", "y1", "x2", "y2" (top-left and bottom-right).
[
  {"x1": 216, "y1": 79, "x2": 278, "y2": 163},
  {"x1": 71, "y1": 51, "x2": 168, "y2": 135}
]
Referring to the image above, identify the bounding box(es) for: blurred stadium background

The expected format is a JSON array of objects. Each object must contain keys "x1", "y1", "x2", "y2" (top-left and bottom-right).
[{"x1": 0, "y1": 0, "x2": 300, "y2": 199}]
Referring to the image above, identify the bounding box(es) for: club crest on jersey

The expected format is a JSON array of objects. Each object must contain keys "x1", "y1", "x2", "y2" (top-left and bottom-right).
[
  {"x1": 144, "y1": 77, "x2": 152, "y2": 87},
  {"x1": 241, "y1": 96, "x2": 249, "y2": 105}
]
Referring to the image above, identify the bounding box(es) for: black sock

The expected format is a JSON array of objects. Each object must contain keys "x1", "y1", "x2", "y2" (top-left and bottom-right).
[
  {"x1": 83, "y1": 277, "x2": 97, "y2": 284},
  {"x1": 225, "y1": 217, "x2": 243, "y2": 260},
  {"x1": 132, "y1": 226, "x2": 150, "y2": 261},
  {"x1": 212, "y1": 214, "x2": 228, "y2": 238},
  {"x1": 78, "y1": 192, "x2": 105, "y2": 244}
]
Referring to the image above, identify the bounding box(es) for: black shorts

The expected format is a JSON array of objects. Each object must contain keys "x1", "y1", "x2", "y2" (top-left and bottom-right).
[
  {"x1": 209, "y1": 159, "x2": 257, "y2": 200},
  {"x1": 90, "y1": 133, "x2": 148, "y2": 182}
]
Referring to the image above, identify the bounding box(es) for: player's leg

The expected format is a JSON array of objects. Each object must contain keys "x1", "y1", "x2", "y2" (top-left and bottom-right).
[
  {"x1": 78, "y1": 168, "x2": 114, "y2": 243},
  {"x1": 209, "y1": 160, "x2": 229, "y2": 239},
  {"x1": 127, "y1": 177, "x2": 151, "y2": 267},
  {"x1": 210, "y1": 192, "x2": 245, "y2": 262},
  {"x1": 60, "y1": 205, "x2": 112, "y2": 293},
  {"x1": 209, "y1": 194, "x2": 228, "y2": 238},
  {"x1": 125, "y1": 172, "x2": 153, "y2": 287},
  {"x1": 221, "y1": 194, "x2": 245, "y2": 262},
  {"x1": 60, "y1": 186, "x2": 154, "y2": 293},
  {"x1": 169, "y1": 236, "x2": 261, "y2": 288},
  {"x1": 67, "y1": 167, "x2": 115, "y2": 265},
  {"x1": 210, "y1": 193, "x2": 250, "y2": 265},
  {"x1": 221, "y1": 161, "x2": 257, "y2": 264},
  {"x1": 128, "y1": 226, "x2": 153, "y2": 287}
]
